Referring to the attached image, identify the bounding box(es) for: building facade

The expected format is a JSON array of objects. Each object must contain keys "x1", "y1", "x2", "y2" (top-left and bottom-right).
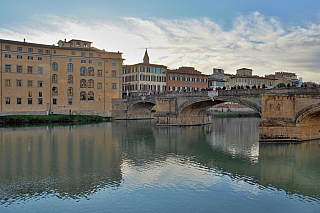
[
  {"x1": 122, "y1": 49, "x2": 167, "y2": 97},
  {"x1": 0, "y1": 38, "x2": 123, "y2": 116},
  {"x1": 208, "y1": 68, "x2": 225, "y2": 89},
  {"x1": 166, "y1": 67, "x2": 209, "y2": 92},
  {"x1": 224, "y1": 68, "x2": 276, "y2": 89},
  {"x1": 274, "y1": 71, "x2": 299, "y2": 87}
]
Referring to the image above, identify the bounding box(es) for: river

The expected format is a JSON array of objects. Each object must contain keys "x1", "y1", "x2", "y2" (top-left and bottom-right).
[{"x1": 0, "y1": 118, "x2": 319, "y2": 212}]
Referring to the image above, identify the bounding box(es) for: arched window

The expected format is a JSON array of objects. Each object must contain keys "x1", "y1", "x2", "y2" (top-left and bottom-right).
[
  {"x1": 80, "y1": 79, "x2": 86, "y2": 88},
  {"x1": 169, "y1": 75, "x2": 173, "y2": 80},
  {"x1": 80, "y1": 91, "x2": 86, "y2": 101},
  {"x1": 199, "y1": 77, "x2": 202, "y2": 82},
  {"x1": 180, "y1": 76, "x2": 183, "y2": 81},
  {"x1": 174, "y1": 75, "x2": 178, "y2": 81},
  {"x1": 68, "y1": 75, "x2": 73, "y2": 84},
  {"x1": 189, "y1": 77, "x2": 193, "y2": 81},
  {"x1": 98, "y1": 62, "x2": 102, "y2": 66},
  {"x1": 185, "y1": 76, "x2": 188, "y2": 81},
  {"x1": 68, "y1": 63, "x2": 73, "y2": 72},
  {"x1": 194, "y1": 77, "x2": 197, "y2": 82},
  {"x1": 88, "y1": 67, "x2": 94, "y2": 76},
  {"x1": 204, "y1": 78, "x2": 207, "y2": 82},
  {"x1": 80, "y1": 66, "x2": 87, "y2": 76},
  {"x1": 88, "y1": 79, "x2": 94, "y2": 88},
  {"x1": 52, "y1": 74, "x2": 58, "y2": 83},
  {"x1": 52, "y1": 87, "x2": 58, "y2": 96},
  {"x1": 67, "y1": 87, "x2": 73, "y2": 96},
  {"x1": 88, "y1": 91, "x2": 94, "y2": 100},
  {"x1": 52, "y1": 62, "x2": 58, "y2": 71}
]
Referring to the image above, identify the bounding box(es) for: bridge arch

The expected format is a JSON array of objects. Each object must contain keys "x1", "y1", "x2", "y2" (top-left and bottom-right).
[
  {"x1": 126, "y1": 98, "x2": 156, "y2": 119},
  {"x1": 295, "y1": 103, "x2": 320, "y2": 125}
]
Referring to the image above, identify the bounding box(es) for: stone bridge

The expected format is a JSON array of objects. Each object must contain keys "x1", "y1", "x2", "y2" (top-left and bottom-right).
[{"x1": 112, "y1": 87, "x2": 320, "y2": 142}]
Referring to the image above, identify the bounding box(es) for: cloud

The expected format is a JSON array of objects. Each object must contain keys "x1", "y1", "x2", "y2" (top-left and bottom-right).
[{"x1": 1, "y1": 12, "x2": 320, "y2": 81}]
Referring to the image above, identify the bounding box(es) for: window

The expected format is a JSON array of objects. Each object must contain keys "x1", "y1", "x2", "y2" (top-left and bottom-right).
[
  {"x1": 80, "y1": 67, "x2": 87, "y2": 76},
  {"x1": 147, "y1": 67, "x2": 150, "y2": 72},
  {"x1": 156, "y1": 68, "x2": 160, "y2": 73},
  {"x1": 28, "y1": 48, "x2": 33, "y2": 52},
  {"x1": 194, "y1": 77, "x2": 197, "y2": 82},
  {"x1": 53, "y1": 50, "x2": 56, "y2": 54},
  {"x1": 204, "y1": 78, "x2": 207, "y2": 83},
  {"x1": 28, "y1": 56, "x2": 33, "y2": 60},
  {"x1": 52, "y1": 98, "x2": 57, "y2": 105},
  {"x1": 199, "y1": 78, "x2": 202, "y2": 82},
  {"x1": 5, "y1": 54, "x2": 11, "y2": 58},
  {"x1": 89, "y1": 53, "x2": 93, "y2": 57},
  {"x1": 5, "y1": 79, "x2": 11, "y2": 86},
  {"x1": 112, "y1": 70, "x2": 116, "y2": 77},
  {"x1": 28, "y1": 98, "x2": 32, "y2": 105},
  {"x1": 185, "y1": 77, "x2": 188, "y2": 81},
  {"x1": 27, "y1": 66, "x2": 33, "y2": 74},
  {"x1": 38, "y1": 66, "x2": 43, "y2": 74},
  {"x1": 67, "y1": 87, "x2": 73, "y2": 96},
  {"x1": 84, "y1": 43, "x2": 88, "y2": 47},
  {"x1": 81, "y1": 60, "x2": 86, "y2": 63},
  {"x1": 97, "y1": 82, "x2": 102, "y2": 89},
  {"x1": 98, "y1": 70, "x2": 102, "y2": 76},
  {"x1": 189, "y1": 77, "x2": 193, "y2": 81},
  {"x1": 45, "y1": 50, "x2": 50, "y2": 54},
  {"x1": 38, "y1": 81, "x2": 43, "y2": 88},
  {"x1": 52, "y1": 62, "x2": 58, "y2": 71},
  {"x1": 17, "y1": 55, "x2": 22, "y2": 59},
  {"x1": 88, "y1": 79, "x2": 94, "y2": 88},
  {"x1": 38, "y1": 57, "x2": 42, "y2": 61},
  {"x1": 68, "y1": 63, "x2": 73, "y2": 72},
  {"x1": 180, "y1": 76, "x2": 183, "y2": 81},
  {"x1": 27, "y1": 80, "x2": 33, "y2": 87},
  {"x1": 98, "y1": 62, "x2": 102, "y2": 66},
  {"x1": 5, "y1": 45, "x2": 10, "y2": 50},
  {"x1": 169, "y1": 75, "x2": 173, "y2": 80},
  {"x1": 76, "y1": 42, "x2": 80, "y2": 47},
  {"x1": 52, "y1": 87, "x2": 58, "y2": 96},
  {"x1": 81, "y1": 52, "x2": 85, "y2": 57},
  {"x1": 5, "y1": 97, "x2": 11, "y2": 105},
  {"x1": 52, "y1": 74, "x2": 58, "y2": 83},
  {"x1": 98, "y1": 95, "x2": 101, "y2": 101},
  {"x1": 28, "y1": 91, "x2": 32, "y2": 97},
  {"x1": 38, "y1": 98, "x2": 43, "y2": 105},
  {"x1": 89, "y1": 60, "x2": 92, "y2": 64},
  {"x1": 38, "y1": 49, "x2": 43, "y2": 54},
  {"x1": 80, "y1": 91, "x2": 86, "y2": 101},
  {"x1": 39, "y1": 92, "x2": 42, "y2": 97},
  {"x1": 68, "y1": 98, "x2": 73, "y2": 105},
  {"x1": 17, "y1": 47, "x2": 22, "y2": 51},
  {"x1": 174, "y1": 76, "x2": 178, "y2": 81},
  {"x1": 161, "y1": 68, "x2": 166, "y2": 74},
  {"x1": 69, "y1": 59, "x2": 72, "y2": 62},
  {"x1": 17, "y1": 98, "x2": 22, "y2": 105},
  {"x1": 72, "y1": 51, "x2": 76, "y2": 55},
  {"x1": 112, "y1": 83, "x2": 117, "y2": 89},
  {"x1": 88, "y1": 91, "x2": 94, "y2": 101},
  {"x1": 80, "y1": 79, "x2": 86, "y2": 88},
  {"x1": 112, "y1": 62, "x2": 116, "y2": 66},
  {"x1": 16, "y1": 80, "x2": 22, "y2": 87},
  {"x1": 88, "y1": 67, "x2": 94, "y2": 76},
  {"x1": 5, "y1": 64, "x2": 11, "y2": 72},
  {"x1": 68, "y1": 75, "x2": 73, "y2": 83}
]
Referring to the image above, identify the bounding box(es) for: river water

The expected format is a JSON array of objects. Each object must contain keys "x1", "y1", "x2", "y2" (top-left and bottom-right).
[{"x1": 0, "y1": 118, "x2": 319, "y2": 212}]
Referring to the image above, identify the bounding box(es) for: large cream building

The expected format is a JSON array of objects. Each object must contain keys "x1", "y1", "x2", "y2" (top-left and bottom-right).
[
  {"x1": 224, "y1": 68, "x2": 276, "y2": 89},
  {"x1": 0, "y1": 38, "x2": 124, "y2": 116}
]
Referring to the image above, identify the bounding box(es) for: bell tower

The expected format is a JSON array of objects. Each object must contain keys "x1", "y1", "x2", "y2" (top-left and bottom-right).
[{"x1": 143, "y1": 48, "x2": 149, "y2": 64}]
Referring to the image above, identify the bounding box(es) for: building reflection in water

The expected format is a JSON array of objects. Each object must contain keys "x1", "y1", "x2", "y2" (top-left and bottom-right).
[{"x1": 0, "y1": 118, "x2": 320, "y2": 205}]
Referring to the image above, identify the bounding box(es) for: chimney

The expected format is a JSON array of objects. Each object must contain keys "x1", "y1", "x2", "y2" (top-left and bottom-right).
[{"x1": 24, "y1": 38, "x2": 25, "y2": 42}]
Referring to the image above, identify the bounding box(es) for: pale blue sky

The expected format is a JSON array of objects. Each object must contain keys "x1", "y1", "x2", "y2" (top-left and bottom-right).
[{"x1": 1, "y1": 0, "x2": 320, "y2": 81}]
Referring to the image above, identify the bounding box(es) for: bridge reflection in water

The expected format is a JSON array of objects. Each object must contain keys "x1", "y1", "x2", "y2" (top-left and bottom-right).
[{"x1": 0, "y1": 119, "x2": 320, "y2": 210}]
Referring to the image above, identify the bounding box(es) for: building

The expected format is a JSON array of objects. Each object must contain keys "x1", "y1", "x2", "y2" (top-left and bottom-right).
[
  {"x1": 0, "y1": 38, "x2": 124, "y2": 116},
  {"x1": 274, "y1": 71, "x2": 299, "y2": 87},
  {"x1": 208, "y1": 68, "x2": 225, "y2": 89},
  {"x1": 166, "y1": 67, "x2": 209, "y2": 92},
  {"x1": 122, "y1": 49, "x2": 167, "y2": 97},
  {"x1": 224, "y1": 68, "x2": 276, "y2": 89}
]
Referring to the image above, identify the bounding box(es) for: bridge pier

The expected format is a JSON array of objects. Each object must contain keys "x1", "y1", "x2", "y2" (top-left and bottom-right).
[{"x1": 259, "y1": 93, "x2": 320, "y2": 142}]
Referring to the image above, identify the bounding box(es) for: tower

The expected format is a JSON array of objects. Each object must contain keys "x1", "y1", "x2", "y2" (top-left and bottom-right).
[{"x1": 143, "y1": 48, "x2": 149, "y2": 64}]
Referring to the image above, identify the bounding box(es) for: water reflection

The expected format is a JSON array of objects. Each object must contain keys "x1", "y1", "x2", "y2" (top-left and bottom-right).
[{"x1": 0, "y1": 118, "x2": 320, "y2": 208}]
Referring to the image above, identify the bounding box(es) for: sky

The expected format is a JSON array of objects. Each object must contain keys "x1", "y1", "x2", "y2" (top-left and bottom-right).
[{"x1": 1, "y1": 0, "x2": 320, "y2": 82}]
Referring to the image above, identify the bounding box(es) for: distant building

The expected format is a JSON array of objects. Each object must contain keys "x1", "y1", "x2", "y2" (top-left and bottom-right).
[
  {"x1": 166, "y1": 67, "x2": 209, "y2": 92},
  {"x1": 224, "y1": 68, "x2": 276, "y2": 89},
  {"x1": 122, "y1": 49, "x2": 167, "y2": 97},
  {"x1": 274, "y1": 71, "x2": 299, "y2": 87},
  {"x1": 208, "y1": 68, "x2": 225, "y2": 89}
]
